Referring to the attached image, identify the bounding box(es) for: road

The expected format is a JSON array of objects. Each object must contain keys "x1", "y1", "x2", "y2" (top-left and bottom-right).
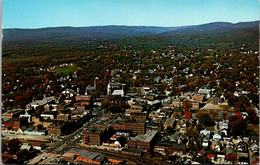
[{"x1": 26, "y1": 114, "x2": 102, "y2": 164}]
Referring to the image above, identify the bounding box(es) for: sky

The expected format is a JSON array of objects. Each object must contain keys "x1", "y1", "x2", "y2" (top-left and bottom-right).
[{"x1": 2, "y1": 0, "x2": 260, "y2": 29}]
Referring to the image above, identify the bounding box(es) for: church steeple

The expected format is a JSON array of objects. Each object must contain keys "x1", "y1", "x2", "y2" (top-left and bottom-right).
[{"x1": 107, "y1": 79, "x2": 111, "y2": 95}]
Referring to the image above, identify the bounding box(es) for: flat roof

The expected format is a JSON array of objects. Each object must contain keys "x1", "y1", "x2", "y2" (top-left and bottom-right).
[
  {"x1": 129, "y1": 130, "x2": 157, "y2": 142},
  {"x1": 112, "y1": 89, "x2": 124, "y2": 95},
  {"x1": 67, "y1": 148, "x2": 103, "y2": 160}
]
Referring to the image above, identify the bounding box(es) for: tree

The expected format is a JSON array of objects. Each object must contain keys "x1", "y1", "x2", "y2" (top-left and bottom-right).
[
  {"x1": 182, "y1": 100, "x2": 192, "y2": 119},
  {"x1": 231, "y1": 119, "x2": 247, "y2": 136},
  {"x1": 13, "y1": 95, "x2": 28, "y2": 108},
  {"x1": 196, "y1": 112, "x2": 215, "y2": 126},
  {"x1": 101, "y1": 96, "x2": 127, "y2": 113}
]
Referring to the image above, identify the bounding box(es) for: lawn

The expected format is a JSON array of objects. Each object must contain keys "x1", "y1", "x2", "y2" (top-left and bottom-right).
[{"x1": 54, "y1": 67, "x2": 77, "y2": 75}]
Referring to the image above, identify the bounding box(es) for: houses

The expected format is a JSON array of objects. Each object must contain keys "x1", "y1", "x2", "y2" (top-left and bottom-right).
[{"x1": 200, "y1": 128, "x2": 210, "y2": 136}]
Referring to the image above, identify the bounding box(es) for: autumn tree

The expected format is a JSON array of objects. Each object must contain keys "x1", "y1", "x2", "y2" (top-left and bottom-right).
[
  {"x1": 182, "y1": 100, "x2": 192, "y2": 119},
  {"x1": 101, "y1": 95, "x2": 127, "y2": 113}
]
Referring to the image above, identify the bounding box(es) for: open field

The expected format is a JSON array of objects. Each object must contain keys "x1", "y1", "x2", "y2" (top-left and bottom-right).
[{"x1": 54, "y1": 67, "x2": 78, "y2": 75}]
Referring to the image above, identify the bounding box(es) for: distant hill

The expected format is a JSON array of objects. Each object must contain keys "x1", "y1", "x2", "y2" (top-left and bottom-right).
[
  {"x1": 114, "y1": 21, "x2": 259, "y2": 50},
  {"x1": 3, "y1": 21, "x2": 259, "y2": 50},
  {"x1": 161, "y1": 21, "x2": 259, "y2": 35},
  {"x1": 3, "y1": 26, "x2": 177, "y2": 42}
]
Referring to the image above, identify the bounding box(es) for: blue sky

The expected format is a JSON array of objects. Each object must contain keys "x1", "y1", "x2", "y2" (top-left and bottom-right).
[{"x1": 3, "y1": 0, "x2": 259, "y2": 29}]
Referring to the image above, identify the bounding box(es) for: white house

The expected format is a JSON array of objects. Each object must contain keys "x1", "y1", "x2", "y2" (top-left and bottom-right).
[
  {"x1": 19, "y1": 111, "x2": 32, "y2": 123},
  {"x1": 213, "y1": 133, "x2": 222, "y2": 141},
  {"x1": 200, "y1": 128, "x2": 210, "y2": 136}
]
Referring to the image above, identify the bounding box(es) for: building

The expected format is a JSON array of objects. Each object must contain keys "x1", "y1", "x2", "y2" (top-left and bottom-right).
[
  {"x1": 112, "y1": 89, "x2": 124, "y2": 97},
  {"x1": 4, "y1": 117, "x2": 28, "y2": 129},
  {"x1": 154, "y1": 141, "x2": 173, "y2": 156},
  {"x1": 163, "y1": 117, "x2": 176, "y2": 130},
  {"x1": 154, "y1": 141, "x2": 186, "y2": 155},
  {"x1": 83, "y1": 126, "x2": 113, "y2": 146},
  {"x1": 106, "y1": 156, "x2": 126, "y2": 164},
  {"x1": 127, "y1": 130, "x2": 158, "y2": 150},
  {"x1": 61, "y1": 153, "x2": 76, "y2": 161},
  {"x1": 2, "y1": 109, "x2": 24, "y2": 121},
  {"x1": 130, "y1": 113, "x2": 146, "y2": 122},
  {"x1": 56, "y1": 103, "x2": 69, "y2": 111},
  {"x1": 112, "y1": 123, "x2": 126, "y2": 130},
  {"x1": 19, "y1": 110, "x2": 32, "y2": 123},
  {"x1": 198, "y1": 88, "x2": 212, "y2": 98},
  {"x1": 125, "y1": 122, "x2": 146, "y2": 134},
  {"x1": 57, "y1": 114, "x2": 70, "y2": 121},
  {"x1": 47, "y1": 121, "x2": 74, "y2": 136},
  {"x1": 75, "y1": 95, "x2": 92, "y2": 106},
  {"x1": 66, "y1": 148, "x2": 105, "y2": 164},
  {"x1": 125, "y1": 109, "x2": 143, "y2": 116}
]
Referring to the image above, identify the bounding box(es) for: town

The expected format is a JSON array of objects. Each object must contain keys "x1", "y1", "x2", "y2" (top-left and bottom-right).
[{"x1": 2, "y1": 37, "x2": 259, "y2": 164}]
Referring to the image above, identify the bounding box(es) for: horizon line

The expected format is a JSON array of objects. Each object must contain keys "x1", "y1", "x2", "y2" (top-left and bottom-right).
[{"x1": 3, "y1": 20, "x2": 259, "y2": 30}]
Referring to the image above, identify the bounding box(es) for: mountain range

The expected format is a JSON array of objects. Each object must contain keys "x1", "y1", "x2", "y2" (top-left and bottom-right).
[{"x1": 3, "y1": 21, "x2": 259, "y2": 43}]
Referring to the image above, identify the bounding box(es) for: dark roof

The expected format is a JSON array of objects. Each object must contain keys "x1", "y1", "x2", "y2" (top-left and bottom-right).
[
  {"x1": 155, "y1": 141, "x2": 172, "y2": 147},
  {"x1": 192, "y1": 156, "x2": 204, "y2": 163},
  {"x1": 172, "y1": 143, "x2": 186, "y2": 150},
  {"x1": 122, "y1": 148, "x2": 143, "y2": 154},
  {"x1": 86, "y1": 86, "x2": 96, "y2": 91}
]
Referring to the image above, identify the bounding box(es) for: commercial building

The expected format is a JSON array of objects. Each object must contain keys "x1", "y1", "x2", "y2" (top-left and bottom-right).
[
  {"x1": 127, "y1": 130, "x2": 158, "y2": 150},
  {"x1": 83, "y1": 126, "x2": 113, "y2": 146},
  {"x1": 125, "y1": 122, "x2": 146, "y2": 134},
  {"x1": 66, "y1": 148, "x2": 105, "y2": 164}
]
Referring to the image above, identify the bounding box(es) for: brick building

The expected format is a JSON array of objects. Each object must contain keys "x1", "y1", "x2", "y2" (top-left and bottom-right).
[
  {"x1": 130, "y1": 104, "x2": 144, "y2": 110},
  {"x1": 125, "y1": 109, "x2": 142, "y2": 116},
  {"x1": 130, "y1": 113, "x2": 146, "y2": 122},
  {"x1": 4, "y1": 117, "x2": 28, "y2": 129},
  {"x1": 66, "y1": 148, "x2": 105, "y2": 164},
  {"x1": 56, "y1": 103, "x2": 69, "y2": 111},
  {"x1": 125, "y1": 122, "x2": 146, "y2": 134},
  {"x1": 47, "y1": 120, "x2": 74, "y2": 136},
  {"x1": 83, "y1": 126, "x2": 113, "y2": 146},
  {"x1": 74, "y1": 103, "x2": 86, "y2": 110},
  {"x1": 112, "y1": 123, "x2": 126, "y2": 130},
  {"x1": 127, "y1": 130, "x2": 158, "y2": 150},
  {"x1": 57, "y1": 114, "x2": 71, "y2": 121},
  {"x1": 75, "y1": 95, "x2": 92, "y2": 106},
  {"x1": 154, "y1": 141, "x2": 186, "y2": 155}
]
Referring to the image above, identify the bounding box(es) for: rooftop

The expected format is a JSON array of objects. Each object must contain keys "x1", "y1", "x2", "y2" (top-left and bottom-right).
[
  {"x1": 112, "y1": 89, "x2": 124, "y2": 96},
  {"x1": 67, "y1": 148, "x2": 103, "y2": 160},
  {"x1": 129, "y1": 130, "x2": 157, "y2": 142}
]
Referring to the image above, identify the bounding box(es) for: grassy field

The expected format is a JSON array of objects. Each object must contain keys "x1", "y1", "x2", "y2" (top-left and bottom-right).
[{"x1": 54, "y1": 67, "x2": 78, "y2": 75}]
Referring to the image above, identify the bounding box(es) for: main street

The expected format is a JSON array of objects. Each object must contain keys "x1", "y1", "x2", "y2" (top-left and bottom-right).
[{"x1": 27, "y1": 113, "x2": 102, "y2": 164}]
